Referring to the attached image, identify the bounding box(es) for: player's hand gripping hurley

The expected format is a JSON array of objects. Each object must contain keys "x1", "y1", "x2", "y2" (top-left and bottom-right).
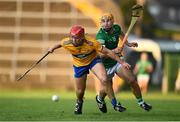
[
  {"x1": 17, "y1": 51, "x2": 50, "y2": 81},
  {"x1": 121, "y1": 4, "x2": 143, "y2": 49}
]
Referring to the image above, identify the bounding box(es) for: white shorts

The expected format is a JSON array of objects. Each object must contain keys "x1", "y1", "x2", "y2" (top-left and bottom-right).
[
  {"x1": 106, "y1": 63, "x2": 122, "y2": 80},
  {"x1": 137, "y1": 74, "x2": 150, "y2": 84}
]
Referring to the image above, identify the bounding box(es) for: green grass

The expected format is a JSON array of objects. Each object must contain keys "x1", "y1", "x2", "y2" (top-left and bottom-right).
[{"x1": 0, "y1": 90, "x2": 180, "y2": 121}]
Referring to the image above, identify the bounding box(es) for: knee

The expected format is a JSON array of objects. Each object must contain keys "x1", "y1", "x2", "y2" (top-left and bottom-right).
[
  {"x1": 128, "y1": 75, "x2": 137, "y2": 85},
  {"x1": 99, "y1": 76, "x2": 108, "y2": 86}
]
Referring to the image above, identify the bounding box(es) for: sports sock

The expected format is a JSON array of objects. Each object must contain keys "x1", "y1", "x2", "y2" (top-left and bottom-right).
[
  {"x1": 137, "y1": 97, "x2": 144, "y2": 105},
  {"x1": 97, "y1": 95, "x2": 104, "y2": 102},
  {"x1": 111, "y1": 98, "x2": 117, "y2": 107},
  {"x1": 77, "y1": 99, "x2": 83, "y2": 104}
]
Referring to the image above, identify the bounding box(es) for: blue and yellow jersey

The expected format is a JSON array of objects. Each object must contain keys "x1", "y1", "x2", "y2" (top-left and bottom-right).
[{"x1": 60, "y1": 35, "x2": 103, "y2": 67}]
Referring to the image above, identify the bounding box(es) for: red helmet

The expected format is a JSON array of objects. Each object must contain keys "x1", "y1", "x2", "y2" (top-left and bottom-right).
[{"x1": 70, "y1": 25, "x2": 85, "y2": 38}]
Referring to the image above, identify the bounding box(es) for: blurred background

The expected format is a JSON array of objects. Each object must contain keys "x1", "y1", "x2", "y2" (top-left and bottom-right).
[{"x1": 0, "y1": 0, "x2": 180, "y2": 94}]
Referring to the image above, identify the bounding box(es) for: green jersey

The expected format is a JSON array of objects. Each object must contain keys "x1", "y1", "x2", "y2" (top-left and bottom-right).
[
  {"x1": 136, "y1": 60, "x2": 152, "y2": 75},
  {"x1": 96, "y1": 24, "x2": 122, "y2": 68}
]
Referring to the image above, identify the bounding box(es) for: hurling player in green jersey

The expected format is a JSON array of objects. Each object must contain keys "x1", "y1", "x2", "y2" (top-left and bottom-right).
[{"x1": 95, "y1": 13, "x2": 152, "y2": 112}]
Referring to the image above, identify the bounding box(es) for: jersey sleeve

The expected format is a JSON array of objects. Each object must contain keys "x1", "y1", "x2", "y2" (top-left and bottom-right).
[
  {"x1": 97, "y1": 39, "x2": 105, "y2": 45},
  {"x1": 60, "y1": 38, "x2": 66, "y2": 47},
  {"x1": 96, "y1": 30, "x2": 106, "y2": 45},
  {"x1": 60, "y1": 37, "x2": 71, "y2": 48},
  {"x1": 93, "y1": 40, "x2": 103, "y2": 52},
  {"x1": 86, "y1": 36, "x2": 103, "y2": 52},
  {"x1": 113, "y1": 24, "x2": 121, "y2": 34}
]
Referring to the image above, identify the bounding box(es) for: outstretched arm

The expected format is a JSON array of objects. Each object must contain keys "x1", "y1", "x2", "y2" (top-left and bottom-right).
[
  {"x1": 48, "y1": 43, "x2": 62, "y2": 53},
  {"x1": 119, "y1": 31, "x2": 138, "y2": 48},
  {"x1": 100, "y1": 47, "x2": 131, "y2": 70}
]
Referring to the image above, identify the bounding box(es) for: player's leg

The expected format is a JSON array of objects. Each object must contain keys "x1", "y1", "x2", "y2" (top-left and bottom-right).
[
  {"x1": 105, "y1": 63, "x2": 126, "y2": 112},
  {"x1": 143, "y1": 80, "x2": 149, "y2": 93},
  {"x1": 73, "y1": 65, "x2": 89, "y2": 114},
  {"x1": 117, "y1": 67, "x2": 142, "y2": 99},
  {"x1": 138, "y1": 74, "x2": 150, "y2": 94},
  {"x1": 107, "y1": 78, "x2": 126, "y2": 112},
  {"x1": 116, "y1": 66, "x2": 152, "y2": 111},
  {"x1": 92, "y1": 62, "x2": 120, "y2": 100},
  {"x1": 138, "y1": 79, "x2": 147, "y2": 93},
  {"x1": 74, "y1": 74, "x2": 87, "y2": 114},
  {"x1": 137, "y1": 75, "x2": 143, "y2": 91},
  {"x1": 91, "y1": 62, "x2": 108, "y2": 113}
]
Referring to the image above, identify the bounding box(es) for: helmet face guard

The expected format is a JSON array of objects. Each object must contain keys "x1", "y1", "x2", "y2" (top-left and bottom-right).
[{"x1": 70, "y1": 25, "x2": 85, "y2": 46}]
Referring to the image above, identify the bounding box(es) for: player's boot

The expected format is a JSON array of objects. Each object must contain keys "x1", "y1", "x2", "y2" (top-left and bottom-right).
[
  {"x1": 96, "y1": 95, "x2": 107, "y2": 113},
  {"x1": 114, "y1": 102, "x2": 126, "y2": 112},
  {"x1": 74, "y1": 100, "x2": 83, "y2": 114},
  {"x1": 139, "y1": 101, "x2": 152, "y2": 111}
]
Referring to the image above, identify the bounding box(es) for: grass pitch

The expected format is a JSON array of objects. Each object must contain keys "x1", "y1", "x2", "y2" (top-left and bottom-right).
[{"x1": 0, "y1": 90, "x2": 180, "y2": 121}]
